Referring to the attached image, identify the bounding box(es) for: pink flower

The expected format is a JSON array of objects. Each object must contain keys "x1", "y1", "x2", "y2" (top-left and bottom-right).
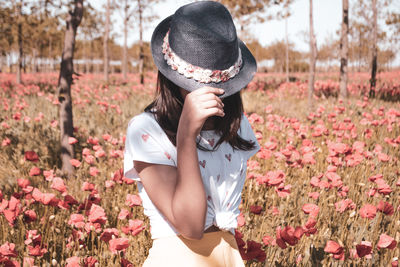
[
  {"x1": 308, "y1": 192, "x2": 320, "y2": 200},
  {"x1": 302, "y1": 203, "x2": 320, "y2": 217},
  {"x1": 68, "y1": 214, "x2": 85, "y2": 228},
  {"x1": 265, "y1": 170, "x2": 285, "y2": 185},
  {"x1": 109, "y1": 238, "x2": 129, "y2": 254},
  {"x1": 23, "y1": 210, "x2": 37, "y2": 223},
  {"x1": 118, "y1": 209, "x2": 130, "y2": 220},
  {"x1": 17, "y1": 178, "x2": 30, "y2": 188},
  {"x1": 2, "y1": 138, "x2": 11, "y2": 146},
  {"x1": 50, "y1": 120, "x2": 58, "y2": 128},
  {"x1": 120, "y1": 258, "x2": 134, "y2": 267},
  {"x1": 100, "y1": 228, "x2": 120, "y2": 243},
  {"x1": 249, "y1": 205, "x2": 263, "y2": 214},
  {"x1": 102, "y1": 134, "x2": 112, "y2": 141},
  {"x1": 70, "y1": 159, "x2": 81, "y2": 167},
  {"x1": 105, "y1": 180, "x2": 115, "y2": 188},
  {"x1": 51, "y1": 177, "x2": 67, "y2": 194},
  {"x1": 359, "y1": 204, "x2": 377, "y2": 219},
  {"x1": 335, "y1": 199, "x2": 356, "y2": 213},
  {"x1": 377, "y1": 233, "x2": 397, "y2": 249},
  {"x1": 28, "y1": 244, "x2": 47, "y2": 256},
  {"x1": 125, "y1": 194, "x2": 142, "y2": 207},
  {"x1": 324, "y1": 240, "x2": 344, "y2": 260},
  {"x1": 29, "y1": 166, "x2": 41, "y2": 176},
  {"x1": 355, "y1": 241, "x2": 372, "y2": 258},
  {"x1": 66, "y1": 256, "x2": 81, "y2": 267},
  {"x1": 0, "y1": 242, "x2": 18, "y2": 257},
  {"x1": 82, "y1": 182, "x2": 95, "y2": 192},
  {"x1": 377, "y1": 200, "x2": 394, "y2": 215},
  {"x1": 24, "y1": 151, "x2": 39, "y2": 162},
  {"x1": 68, "y1": 137, "x2": 78, "y2": 144},
  {"x1": 89, "y1": 167, "x2": 99, "y2": 177},
  {"x1": 94, "y1": 149, "x2": 106, "y2": 158},
  {"x1": 84, "y1": 256, "x2": 98, "y2": 267},
  {"x1": 237, "y1": 211, "x2": 245, "y2": 227},
  {"x1": 121, "y1": 219, "x2": 145, "y2": 236},
  {"x1": 262, "y1": 235, "x2": 274, "y2": 246},
  {"x1": 88, "y1": 204, "x2": 107, "y2": 224}
]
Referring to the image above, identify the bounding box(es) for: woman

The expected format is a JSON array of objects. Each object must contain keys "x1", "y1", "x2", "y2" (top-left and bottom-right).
[{"x1": 123, "y1": 1, "x2": 260, "y2": 266}]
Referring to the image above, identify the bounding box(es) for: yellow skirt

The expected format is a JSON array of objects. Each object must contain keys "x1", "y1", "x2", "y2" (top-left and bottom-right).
[{"x1": 142, "y1": 231, "x2": 245, "y2": 267}]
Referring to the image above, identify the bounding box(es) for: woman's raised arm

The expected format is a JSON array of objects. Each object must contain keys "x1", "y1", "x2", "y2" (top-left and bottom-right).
[{"x1": 134, "y1": 87, "x2": 225, "y2": 240}]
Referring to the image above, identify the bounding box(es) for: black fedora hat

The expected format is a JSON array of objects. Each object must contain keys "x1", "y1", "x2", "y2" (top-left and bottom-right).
[{"x1": 151, "y1": 1, "x2": 257, "y2": 99}]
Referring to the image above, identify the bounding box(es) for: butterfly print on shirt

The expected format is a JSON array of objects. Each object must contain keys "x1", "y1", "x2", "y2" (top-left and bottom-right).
[
  {"x1": 141, "y1": 134, "x2": 149, "y2": 142},
  {"x1": 207, "y1": 138, "x2": 215, "y2": 147},
  {"x1": 225, "y1": 153, "x2": 232, "y2": 161},
  {"x1": 199, "y1": 160, "x2": 206, "y2": 168},
  {"x1": 164, "y1": 151, "x2": 171, "y2": 160}
]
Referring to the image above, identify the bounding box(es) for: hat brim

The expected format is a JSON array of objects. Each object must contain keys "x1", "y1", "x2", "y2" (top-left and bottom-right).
[{"x1": 151, "y1": 15, "x2": 257, "y2": 99}]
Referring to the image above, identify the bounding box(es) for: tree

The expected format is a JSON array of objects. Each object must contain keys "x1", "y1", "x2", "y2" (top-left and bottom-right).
[
  {"x1": 308, "y1": 0, "x2": 317, "y2": 110},
  {"x1": 263, "y1": 40, "x2": 306, "y2": 72},
  {"x1": 369, "y1": 0, "x2": 378, "y2": 98},
  {"x1": 130, "y1": 0, "x2": 158, "y2": 84},
  {"x1": 118, "y1": 0, "x2": 135, "y2": 80},
  {"x1": 216, "y1": 0, "x2": 293, "y2": 41},
  {"x1": 103, "y1": 0, "x2": 110, "y2": 82},
  {"x1": 339, "y1": 0, "x2": 349, "y2": 99},
  {"x1": 76, "y1": 3, "x2": 103, "y2": 73},
  {"x1": 0, "y1": 6, "x2": 14, "y2": 72},
  {"x1": 9, "y1": 0, "x2": 26, "y2": 83},
  {"x1": 317, "y1": 36, "x2": 339, "y2": 71},
  {"x1": 138, "y1": 0, "x2": 144, "y2": 84},
  {"x1": 57, "y1": 0, "x2": 84, "y2": 177}
]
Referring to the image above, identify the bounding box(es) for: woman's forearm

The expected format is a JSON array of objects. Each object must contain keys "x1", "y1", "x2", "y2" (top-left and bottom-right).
[{"x1": 172, "y1": 134, "x2": 207, "y2": 239}]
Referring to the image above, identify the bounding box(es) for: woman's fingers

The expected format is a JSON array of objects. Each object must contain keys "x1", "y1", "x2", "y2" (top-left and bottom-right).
[
  {"x1": 191, "y1": 86, "x2": 225, "y2": 97},
  {"x1": 203, "y1": 107, "x2": 225, "y2": 117},
  {"x1": 195, "y1": 91, "x2": 224, "y2": 107},
  {"x1": 201, "y1": 99, "x2": 224, "y2": 110}
]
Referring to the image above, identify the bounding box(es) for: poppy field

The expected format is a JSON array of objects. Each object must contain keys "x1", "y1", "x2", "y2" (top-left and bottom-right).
[{"x1": 0, "y1": 71, "x2": 399, "y2": 266}]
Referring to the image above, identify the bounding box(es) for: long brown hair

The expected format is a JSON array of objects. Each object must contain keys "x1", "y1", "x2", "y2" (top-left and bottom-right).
[{"x1": 143, "y1": 71, "x2": 257, "y2": 152}]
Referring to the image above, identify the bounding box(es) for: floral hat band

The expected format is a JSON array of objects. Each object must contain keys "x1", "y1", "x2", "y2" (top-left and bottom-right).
[{"x1": 162, "y1": 29, "x2": 243, "y2": 84}]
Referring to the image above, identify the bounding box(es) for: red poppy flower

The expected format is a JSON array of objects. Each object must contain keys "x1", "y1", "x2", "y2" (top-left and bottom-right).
[
  {"x1": 24, "y1": 151, "x2": 39, "y2": 162},
  {"x1": 109, "y1": 238, "x2": 129, "y2": 254},
  {"x1": 356, "y1": 241, "x2": 372, "y2": 258},
  {"x1": 359, "y1": 204, "x2": 377, "y2": 219},
  {"x1": 88, "y1": 204, "x2": 107, "y2": 224},
  {"x1": 377, "y1": 234, "x2": 397, "y2": 249},
  {"x1": 125, "y1": 194, "x2": 142, "y2": 207}
]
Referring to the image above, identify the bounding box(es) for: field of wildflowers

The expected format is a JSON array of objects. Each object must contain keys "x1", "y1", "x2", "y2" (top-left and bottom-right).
[{"x1": 0, "y1": 71, "x2": 399, "y2": 266}]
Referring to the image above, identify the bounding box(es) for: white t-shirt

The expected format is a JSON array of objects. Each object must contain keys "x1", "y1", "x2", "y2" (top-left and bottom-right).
[{"x1": 123, "y1": 110, "x2": 260, "y2": 239}]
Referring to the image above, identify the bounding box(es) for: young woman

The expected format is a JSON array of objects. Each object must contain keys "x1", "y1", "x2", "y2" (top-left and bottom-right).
[{"x1": 123, "y1": 1, "x2": 260, "y2": 266}]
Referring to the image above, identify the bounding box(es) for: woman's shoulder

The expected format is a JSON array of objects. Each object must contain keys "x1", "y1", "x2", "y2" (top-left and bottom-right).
[{"x1": 127, "y1": 111, "x2": 158, "y2": 130}]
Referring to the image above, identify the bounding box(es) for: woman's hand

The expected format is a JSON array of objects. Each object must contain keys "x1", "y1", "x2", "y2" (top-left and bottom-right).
[{"x1": 178, "y1": 87, "x2": 225, "y2": 138}]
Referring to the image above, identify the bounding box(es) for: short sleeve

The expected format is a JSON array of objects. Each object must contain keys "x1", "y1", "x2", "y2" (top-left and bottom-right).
[
  {"x1": 123, "y1": 113, "x2": 176, "y2": 182},
  {"x1": 239, "y1": 113, "x2": 261, "y2": 159}
]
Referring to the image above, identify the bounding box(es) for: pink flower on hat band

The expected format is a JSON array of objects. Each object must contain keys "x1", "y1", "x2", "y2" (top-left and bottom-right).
[{"x1": 162, "y1": 30, "x2": 242, "y2": 84}]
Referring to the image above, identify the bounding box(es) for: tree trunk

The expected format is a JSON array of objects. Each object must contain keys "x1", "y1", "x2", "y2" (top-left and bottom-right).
[
  {"x1": 339, "y1": 0, "x2": 349, "y2": 99},
  {"x1": 85, "y1": 35, "x2": 89, "y2": 73},
  {"x1": 123, "y1": 0, "x2": 128, "y2": 81},
  {"x1": 369, "y1": 0, "x2": 377, "y2": 98},
  {"x1": 285, "y1": 16, "x2": 289, "y2": 82},
  {"x1": 16, "y1": 2, "x2": 23, "y2": 84},
  {"x1": 138, "y1": 0, "x2": 144, "y2": 85},
  {"x1": 104, "y1": 0, "x2": 110, "y2": 83},
  {"x1": 308, "y1": 0, "x2": 317, "y2": 110},
  {"x1": 57, "y1": 0, "x2": 83, "y2": 177}
]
